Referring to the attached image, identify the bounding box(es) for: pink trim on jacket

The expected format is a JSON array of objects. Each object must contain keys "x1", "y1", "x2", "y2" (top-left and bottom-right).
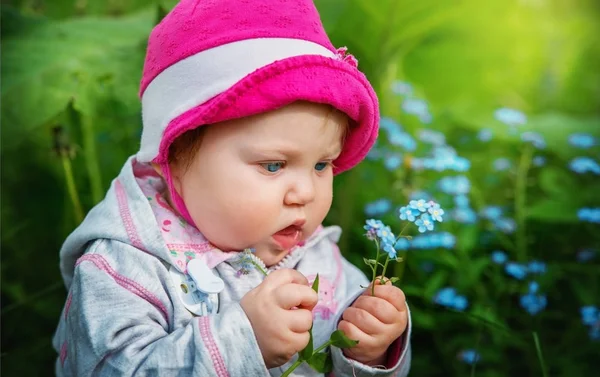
[
  {"x1": 198, "y1": 316, "x2": 230, "y2": 377},
  {"x1": 60, "y1": 341, "x2": 68, "y2": 366},
  {"x1": 75, "y1": 254, "x2": 169, "y2": 322},
  {"x1": 115, "y1": 179, "x2": 145, "y2": 250},
  {"x1": 64, "y1": 291, "x2": 73, "y2": 320}
]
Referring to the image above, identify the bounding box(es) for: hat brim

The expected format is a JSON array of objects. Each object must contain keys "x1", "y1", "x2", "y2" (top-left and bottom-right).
[{"x1": 155, "y1": 54, "x2": 379, "y2": 175}]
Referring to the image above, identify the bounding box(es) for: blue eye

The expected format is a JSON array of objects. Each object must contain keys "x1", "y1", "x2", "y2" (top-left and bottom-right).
[
  {"x1": 315, "y1": 162, "x2": 329, "y2": 171},
  {"x1": 261, "y1": 162, "x2": 284, "y2": 173}
]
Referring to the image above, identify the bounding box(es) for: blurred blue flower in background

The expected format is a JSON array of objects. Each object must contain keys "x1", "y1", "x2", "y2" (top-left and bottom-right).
[
  {"x1": 569, "y1": 133, "x2": 596, "y2": 149},
  {"x1": 495, "y1": 217, "x2": 517, "y2": 233},
  {"x1": 520, "y1": 281, "x2": 547, "y2": 315},
  {"x1": 457, "y1": 349, "x2": 480, "y2": 364},
  {"x1": 580, "y1": 305, "x2": 599, "y2": 326},
  {"x1": 578, "y1": 208, "x2": 600, "y2": 224},
  {"x1": 569, "y1": 157, "x2": 600, "y2": 175},
  {"x1": 532, "y1": 156, "x2": 546, "y2": 167},
  {"x1": 505, "y1": 262, "x2": 528, "y2": 280},
  {"x1": 494, "y1": 107, "x2": 527, "y2": 127},
  {"x1": 580, "y1": 305, "x2": 600, "y2": 341},
  {"x1": 402, "y1": 98, "x2": 433, "y2": 124},
  {"x1": 419, "y1": 129, "x2": 446, "y2": 146},
  {"x1": 409, "y1": 191, "x2": 431, "y2": 201},
  {"x1": 478, "y1": 128, "x2": 493, "y2": 142},
  {"x1": 380, "y1": 117, "x2": 401, "y2": 133},
  {"x1": 419, "y1": 261, "x2": 435, "y2": 273},
  {"x1": 521, "y1": 131, "x2": 547, "y2": 149},
  {"x1": 364, "y1": 199, "x2": 392, "y2": 217},
  {"x1": 438, "y1": 175, "x2": 471, "y2": 195},
  {"x1": 391, "y1": 80, "x2": 413, "y2": 97},
  {"x1": 454, "y1": 194, "x2": 470, "y2": 208},
  {"x1": 384, "y1": 153, "x2": 403, "y2": 170},
  {"x1": 410, "y1": 232, "x2": 456, "y2": 249},
  {"x1": 394, "y1": 237, "x2": 411, "y2": 251},
  {"x1": 528, "y1": 260, "x2": 547, "y2": 274},
  {"x1": 452, "y1": 207, "x2": 477, "y2": 224},
  {"x1": 434, "y1": 287, "x2": 468, "y2": 311},
  {"x1": 491, "y1": 250, "x2": 508, "y2": 264},
  {"x1": 577, "y1": 248, "x2": 597, "y2": 263},
  {"x1": 481, "y1": 206, "x2": 503, "y2": 220},
  {"x1": 493, "y1": 157, "x2": 512, "y2": 171}
]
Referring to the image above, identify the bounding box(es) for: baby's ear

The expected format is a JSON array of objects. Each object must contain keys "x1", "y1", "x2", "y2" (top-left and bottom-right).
[{"x1": 151, "y1": 163, "x2": 164, "y2": 178}]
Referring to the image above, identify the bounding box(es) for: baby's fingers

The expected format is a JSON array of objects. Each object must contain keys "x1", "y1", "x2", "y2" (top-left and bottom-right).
[
  {"x1": 366, "y1": 284, "x2": 407, "y2": 312},
  {"x1": 275, "y1": 284, "x2": 318, "y2": 310},
  {"x1": 342, "y1": 306, "x2": 383, "y2": 335},
  {"x1": 352, "y1": 295, "x2": 399, "y2": 325}
]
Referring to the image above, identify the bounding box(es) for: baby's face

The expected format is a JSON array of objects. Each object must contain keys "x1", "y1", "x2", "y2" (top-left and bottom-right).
[{"x1": 171, "y1": 102, "x2": 347, "y2": 266}]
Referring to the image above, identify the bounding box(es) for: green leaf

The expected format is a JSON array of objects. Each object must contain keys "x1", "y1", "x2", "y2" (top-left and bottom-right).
[
  {"x1": 311, "y1": 274, "x2": 320, "y2": 293},
  {"x1": 526, "y1": 199, "x2": 579, "y2": 223},
  {"x1": 363, "y1": 257, "x2": 377, "y2": 267},
  {"x1": 306, "y1": 352, "x2": 333, "y2": 373},
  {"x1": 1, "y1": 8, "x2": 155, "y2": 140},
  {"x1": 299, "y1": 332, "x2": 313, "y2": 361},
  {"x1": 389, "y1": 277, "x2": 401, "y2": 284},
  {"x1": 299, "y1": 274, "x2": 320, "y2": 360},
  {"x1": 329, "y1": 330, "x2": 359, "y2": 349}
]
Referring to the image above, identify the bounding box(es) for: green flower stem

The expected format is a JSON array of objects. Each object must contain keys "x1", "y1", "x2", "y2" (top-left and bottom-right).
[
  {"x1": 249, "y1": 259, "x2": 268, "y2": 276},
  {"x1": 393, "y1": 252, "x2": 407, "y2": 284},
  {"x1": 380, "y1": 256, "x2": 391, "y2": 282},
  {"x1": 532, "y1": 332, "x2": 549, "y2": 377},
  {"x1": 61, "y1": 153, "x2": 84, "y2": 223},
  {"x1": 371, "y1": 238, "x2": 380, "y2": 296},
  {"x1": 515, "y1": 145, "x2": 533, "y2": 262},
  {"x1": 80, "y1": 114, "x2": 103, "y2": 204},
  {"x1": 280, "y1": 359, "x2": 303, "y2": 377}
]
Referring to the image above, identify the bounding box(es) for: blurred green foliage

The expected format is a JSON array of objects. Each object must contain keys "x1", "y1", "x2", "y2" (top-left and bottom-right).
[{"x1": 1, "y1": 0, "x2": 599, "y2": 376}]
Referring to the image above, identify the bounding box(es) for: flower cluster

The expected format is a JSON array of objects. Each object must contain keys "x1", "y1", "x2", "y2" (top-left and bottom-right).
[
  {"x1": 434, "y1": 287, "x2": 468, "y2": 311},
  {"x1": 399, "y1": 200, "x2": 445, "y2": 233},
  {"x1": 519, "y1": 282, "x2": 547, "y2": 316},
  {"x1": 580, "y1": 306, "x2": 600, "y2": 341},
  {"x1": 363, "y1": 219, "x2": 398, "y2": 259},
  {"x1": 578, "y1": 208, "x2": 600, "y2": 224}
]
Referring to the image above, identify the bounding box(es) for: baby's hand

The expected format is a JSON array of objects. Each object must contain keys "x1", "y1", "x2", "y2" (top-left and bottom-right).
[
  {"x1": 240, "y1": 269, "x2": 318, "y2": 368},
  {"x1": 338, "y1": 278, "x2": 407, "y2": 366}
]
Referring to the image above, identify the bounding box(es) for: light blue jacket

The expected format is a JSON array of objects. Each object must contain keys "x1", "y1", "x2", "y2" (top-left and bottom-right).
[{"x1": 53, "y1": 157, "x2": 412, "y2": 376}]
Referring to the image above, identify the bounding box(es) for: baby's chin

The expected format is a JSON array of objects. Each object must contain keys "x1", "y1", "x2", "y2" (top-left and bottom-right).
[{"x1": 253, "y1": 244, "x2": 290, "y2": 267}]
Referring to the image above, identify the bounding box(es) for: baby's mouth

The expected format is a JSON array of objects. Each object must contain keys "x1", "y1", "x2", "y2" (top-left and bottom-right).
[{"x1": 272, "y1": 222, "x2": 304, "y2": 250}]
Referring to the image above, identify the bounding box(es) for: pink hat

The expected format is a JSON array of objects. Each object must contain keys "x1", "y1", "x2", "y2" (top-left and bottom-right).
[{"x1": 138, "y1": 0, "x2": 379, "y2": 225}]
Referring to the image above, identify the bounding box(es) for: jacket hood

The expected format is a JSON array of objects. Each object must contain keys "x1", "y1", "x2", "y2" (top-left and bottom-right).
[{"x1": 59, "y1": 157, "x2": 196, "y2": 289}]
